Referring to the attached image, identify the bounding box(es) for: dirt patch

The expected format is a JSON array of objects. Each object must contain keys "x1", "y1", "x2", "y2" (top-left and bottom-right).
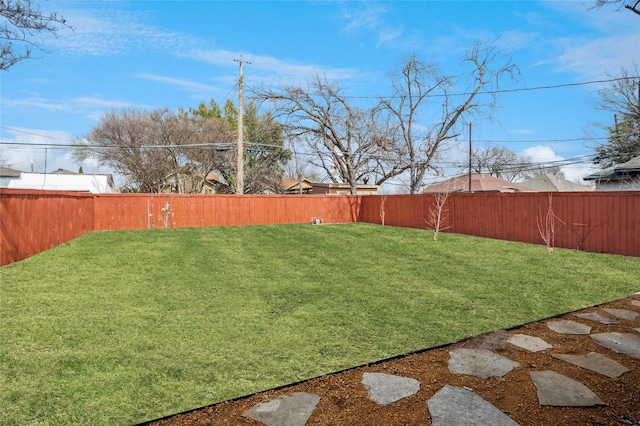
[{"x1": 146, "y1": 296, "x2": 640, "y2": 426}]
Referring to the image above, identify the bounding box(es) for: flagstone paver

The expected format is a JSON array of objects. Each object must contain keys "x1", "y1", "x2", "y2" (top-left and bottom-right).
[
  {"x1": 601, "y1": 308, "x2": 638, "y2": 321},
  {"x1": 448, "y1": 349, "x2": 520, "y2": 379},
  {"x1": 551, "y1": 352, "x2": 630, "y2": 378},
  {"x1": 546, "y1": 320, "x2": 591, "y2": 335},
  {"x1": 507, "y1": 334, "x2": 552, "y2": 352},
  {"x1": 242, "y1": 392, "x2": 320, "y2": 426},
  {"x1": 630, "y1": 300, "x2": 640, "y2": 308},
  {"x1": 529, "y1": 371, "x2": 605, "y2": 407},
  {"x1": 575, "y1": 312, "x2": 620, "y2": 325},
  {"x1": 591, "y1": 332, "x2": 640, "y2": 359},
  {"x1": 427, "y1": 385, "x2": 519, "y2": 426},
  {"x1": 361, "y1": 372, "x2": 420, "y2": 406}
]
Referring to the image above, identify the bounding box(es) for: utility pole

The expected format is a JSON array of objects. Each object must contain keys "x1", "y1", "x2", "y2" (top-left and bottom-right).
[
  {"x1": 468, "y1": 123, "x2": 472, "y2": 192},
  {"x1": 234, "y1": 55, "x2": 250, "y2": 194}
]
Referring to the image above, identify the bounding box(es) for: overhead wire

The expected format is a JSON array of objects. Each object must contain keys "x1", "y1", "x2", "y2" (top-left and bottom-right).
[
  {"x1": 251, "y1": 76, "x2": 640, "y2": 99},
  {"x1": 2, "y1": 75, "x2": 636, "y2": 176}
]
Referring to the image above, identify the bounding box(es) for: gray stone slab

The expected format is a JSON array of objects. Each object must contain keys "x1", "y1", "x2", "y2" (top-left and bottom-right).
[
  {"x1": 428, "y1": 385, "x2": 519, "y2": 426},
  {"x1": 574, "y1": 311, "x2": 620, "y2": 324},
  {"x1": 602, "y1": 308, "x2": 638, "y2": 321},
  {"x1": 448, "y1": 349, "x2": 520, "y2": 380},
  {"x1": 546, "y1": 320, "x2": 591, "y2": 335},
  {"x1": 242, "y1": 392, "x2": 320, "y2": 426},
  {"x1": 507, "y1": 334, "x2": 552, "y2": 352},
  {"x1": 629, "y1": 300, "x2": 640, "y2": 308},
  {"x1": 361, "y1": 372, "x2": 420, "y2": 406},
  {"x1": 529, "y1": 370, "x2": 605, "y2": 407},
  {"x1": 551, "y1": 352, "x2": 630, "y2": 378},
  {"x1": 635, "y1": 328, "x2": 640, "y2": 333},
  {"x1": 591, "y1": 332, "x2": 640, "y2": 359}
]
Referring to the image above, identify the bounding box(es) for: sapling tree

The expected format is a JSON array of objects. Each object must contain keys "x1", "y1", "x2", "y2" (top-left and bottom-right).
[
  {"x1": 379, "y1": 194, "x2": 388, "y2": 226},
  {"x1": 537, "y1": 194, "x2": 562, "y2": 254},
  {"x1": 425, "y1": 189, "x2": 452, "y2": 240}
]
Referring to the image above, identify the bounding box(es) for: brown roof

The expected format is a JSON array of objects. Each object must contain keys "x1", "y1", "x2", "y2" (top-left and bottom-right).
[
  {"x1": 423, "y1": 174, "x2": 533, "y2": 193},
  {"x1": 282, "y1": 177, "x2": 314, "y2": 192}
]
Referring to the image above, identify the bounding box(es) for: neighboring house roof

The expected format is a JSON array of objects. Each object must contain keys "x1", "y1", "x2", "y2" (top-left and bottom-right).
[
  {"x1": 522, "y1": 174, "x2": 592, "y2": 192},
  {"x1": 0, "y1": 167, "x2": 22, "y2": 177},
  {"x1": 8, "y1": 172, "x2": 115, "y2": 193},
  {"x1": 0, "y1": 167, "x2": 23, "y2": 188},
  {"x1": 583, "y1": 155, "x2": 640, "y2": 182},
  {"x1": 50, "y1": 168, "x2": 79, "y2": 175},
  {"x1": 423, "y1": 173, "x2": 533, "y2": 193},
  {"x1": 311, "y1": 182, "x2": 380, "y2": 195},
  {"x1": 282, "y1": 177, "x2": 314, "y2": 194}
]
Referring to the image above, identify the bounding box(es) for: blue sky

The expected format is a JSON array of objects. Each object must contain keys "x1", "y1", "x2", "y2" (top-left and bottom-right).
[{"x1": 1, "y1": 0, "x2": 638, "y2": 189}]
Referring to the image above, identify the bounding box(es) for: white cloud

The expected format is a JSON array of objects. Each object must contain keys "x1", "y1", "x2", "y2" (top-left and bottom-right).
[
  {"x1": 1, "y1": 127, "x2": 91, "y2": 174},
  {"x1": 49, "y1": 7, "x2": 201, "y2": 57},
  {"x1": 337, "y1": 3, "x2": 407, "y2": 49},
  {"x1": 538, "y1": 1, "x2": 640, "y2": 80},
  {"x1": 1, "y1": 127, "x2": 123, "y2": 185},
  {"x1": 340, "y1": 3, "x2": 389, "y2": 34},
  {"x1": 184, "y1": 49, "x2": 360, "y2": 86},
  {"x1": 3, "y1": 95, "x2": 149, "y2": 123},
  {"x1": 555, "y1": 34, "x2": 639, "y2": 79},
  {"x1": 521, "y1": 145, "x2": 595, "y2": 183},
  {"x1": 133, "y1": 73, "x2": 218, "y2": 93},
  {"x1": 3, "y1": 97, "x2": 71, "y2": 112},
  {"x1": 377, "y1": 26, "x2": 405, "y2": 47},
  {"x1": 73, "y1": 97, "x2": 143, "y2": 110}
]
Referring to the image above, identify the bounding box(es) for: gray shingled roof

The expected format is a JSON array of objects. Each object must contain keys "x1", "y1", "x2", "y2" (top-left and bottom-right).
[
  {"x1": 522, "y1": 174, "x2": 591, "y2": 192},
  {"x1": 583, "y1": 156, "x2": 640, "y2": 181},
  {"x1": 0, "y1": 167, "x2": 22, "y2": 177}
]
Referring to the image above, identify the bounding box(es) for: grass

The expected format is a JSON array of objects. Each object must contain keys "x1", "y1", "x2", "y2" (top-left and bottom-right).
[{"x1": 1, "y1": 223, "x2": 639, "y2": 425}]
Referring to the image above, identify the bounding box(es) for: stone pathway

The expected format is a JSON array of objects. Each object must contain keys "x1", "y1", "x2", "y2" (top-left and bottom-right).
[{"x1": 231, "y1": 295, "x2": 640, "y2": 425}]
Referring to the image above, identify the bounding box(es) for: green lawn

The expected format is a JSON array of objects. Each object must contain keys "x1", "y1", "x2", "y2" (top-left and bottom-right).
[{"x1": 1, "y1": 223, "x2": 638, "y2": 425}]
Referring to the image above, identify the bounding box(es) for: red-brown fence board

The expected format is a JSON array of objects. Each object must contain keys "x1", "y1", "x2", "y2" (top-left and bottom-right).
[
  {"x1": 361, "y1": 192, "x2": 640, "y2": 257},
  {"x1": 0, "y1": 189, "x2": 95, "y2": 266},
  {"x1": 1, "y1": 189, "x2": 638, "y2": 266}
]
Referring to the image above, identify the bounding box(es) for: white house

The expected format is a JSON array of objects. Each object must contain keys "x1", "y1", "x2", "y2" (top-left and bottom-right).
[{"x1": 8, "y1": 171, "x2": 116, "y2": 193}]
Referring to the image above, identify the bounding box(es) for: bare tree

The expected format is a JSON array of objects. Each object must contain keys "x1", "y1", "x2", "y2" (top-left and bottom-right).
[
  {"x1": 78, "y1": 109, "x2": 171, "y2": 193},
  {"x1": 467, "y1": 146, "x2": 565, "y2": 181},
  {"x1": 253, "y1": 75, "x2": 402, "y2": 194},
  {"x1": 180, "y1": 117, "x2": 236, "y2": 193},
  {"x1": 469, "y1": 146, "x2": 530, "y2": 181},
  {"x1": 425, "y1": 187, "x2": 452, "y2": 241},
  {"x1": 379, "y1": 194, "x2": 388, "y2": 226},
  {"x1": 537, "y1": 194, "x2": 562, "y2": 255},
  {"x1": 77, "y1": 108, "x2": 231, "y2": 193},
  {"x1": 592, "y1": 0, "x2": 640, "y2": 16},
  {"x1": 1, "y1": 0, "x2": 72, "y2": 70},
  {"x1": 380, "y1": 45, "x2": 519, "y2": 193},
  {"x1": 593, "y1": 66, "x2": 640, "y2": 168}
]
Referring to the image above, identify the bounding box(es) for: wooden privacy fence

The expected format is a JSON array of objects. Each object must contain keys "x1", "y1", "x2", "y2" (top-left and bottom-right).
[
  {"x1": 0, "y1": 189, "x2": 361, "y2": 266},
  {"x1": 1, "y1": 188, "x2": 638, "y2": 266},
  {"x1": 361, "y1": 191, "x2": 640, "y2": 257},
  {"x1": 0, "y1": 189, "x2": 95, "y2": 266}
]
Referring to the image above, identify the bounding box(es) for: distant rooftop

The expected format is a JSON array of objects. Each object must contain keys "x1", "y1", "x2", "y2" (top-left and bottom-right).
[
  {"x1": 423, "y1": 173, "x2": 532, "y2": 193},
  {"x1": 522, "y1": 174, "x2": 591, "y2": 192}
]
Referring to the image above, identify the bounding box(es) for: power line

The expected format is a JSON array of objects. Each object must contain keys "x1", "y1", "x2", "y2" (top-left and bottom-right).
[
  {"x1": 257, "y1": 76, "x2": 640, "y2": 100},
  {"x1": 0, "y1": 126, "x2": 610, "y2": 149}
]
